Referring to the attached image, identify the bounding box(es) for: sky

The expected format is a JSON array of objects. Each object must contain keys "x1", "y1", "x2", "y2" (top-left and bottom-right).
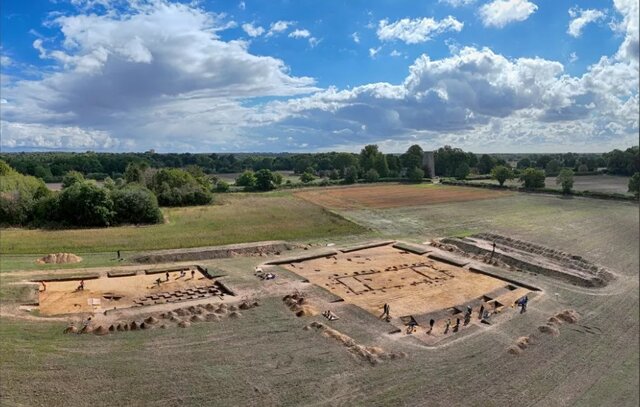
[{"x1": 0, "y1": 0, "x2": 638, "y2": 153}]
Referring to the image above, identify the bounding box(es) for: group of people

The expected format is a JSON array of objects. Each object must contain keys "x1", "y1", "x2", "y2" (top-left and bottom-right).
[{"x1": 155, "y1": 269, "x2": 196, "y2": 286}]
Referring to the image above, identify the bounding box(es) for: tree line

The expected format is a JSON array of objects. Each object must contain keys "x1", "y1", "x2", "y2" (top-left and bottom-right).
[{"x1": 1, "y1": 146, "x2": 637, "y2": 183}]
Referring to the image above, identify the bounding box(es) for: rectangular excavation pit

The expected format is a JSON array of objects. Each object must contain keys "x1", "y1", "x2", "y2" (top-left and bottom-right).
[
  {"x1": 281, "y1": 244, "x2": 535, "y2": 327},
  {"x1": 37, "y1": 265, "x2": 231, "y2": 316}
]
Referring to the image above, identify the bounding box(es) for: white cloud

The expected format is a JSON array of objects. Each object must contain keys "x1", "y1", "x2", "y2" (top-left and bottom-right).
[
  {"x1": 351, "y1": 32, "x2": 360, "y2": 43},
  {"x1": 439, "y1": 0, "x2": 476, "y2": 6},
  {"x1": 267, "y1": 20, "x2": 294, "y2": 36},
  {"x1": 569, "y1": 52, "x2": 578, "y2": 63},
  {"x1": 308, "y1": 37, "x2": 321, "y2": 48},
  {"x1": 289, "y1": 29, "x2": 311, "y2": 39},
  {"x1": 260, "y1": 46, "x2": 637, "y2": 151},
  {"x1": 612, "y1": 0, "x2": 639, "y2": 63},
  {"x1": 0, "y1": 1, "x2": 317, "y2": 151},
  {"x1": 377, "y1": 16, "x2": 463, "y2": 44},
  {"x1": 0, "y1": 121, "x2": 121, "y2": 150},
  {"x1": 390, "y1": 50, "x2": 403, "y2": 57},
  {"x1": 242, "y1": 22, "x2": 265, "y2": 37},
  {"x1": 479, "y1": 0, "x2": 538, "y2": 28},
  {"x1": 567, "y1": 7, "x2": 605, "y2": 37},
  {"x1": 238, "y1": 1, "x2": 246, "y2": 10},
  {"x1": 369, "y1": 47, "x2": 381, "y2": 58}
]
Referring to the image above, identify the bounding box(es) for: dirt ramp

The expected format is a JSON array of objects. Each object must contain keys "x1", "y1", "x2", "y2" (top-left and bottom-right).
[{"x1": 36, "y1": 253, "x2": 82, "y2": 264}]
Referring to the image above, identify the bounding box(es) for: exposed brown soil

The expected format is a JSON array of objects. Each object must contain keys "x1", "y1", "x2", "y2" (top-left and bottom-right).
[
  {"x1": 294, "y1": 185, "x2": 509, "y2": 210},
  {"x1": 36, "y1": 253, "x2": 82, "y2": 264},
  {"x1": 131, "y1": 241, "x2": 296, "y2": 263}
]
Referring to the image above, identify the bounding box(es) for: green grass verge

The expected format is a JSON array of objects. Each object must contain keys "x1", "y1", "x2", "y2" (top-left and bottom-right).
[{"x1": 1, "y1": 192, "x2": 366, "y2": 256}]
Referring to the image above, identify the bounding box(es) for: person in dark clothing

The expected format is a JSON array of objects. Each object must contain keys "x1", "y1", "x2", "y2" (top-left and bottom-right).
[{"x1": 427, "y1": 318, "x2": 435, "y2": 334}]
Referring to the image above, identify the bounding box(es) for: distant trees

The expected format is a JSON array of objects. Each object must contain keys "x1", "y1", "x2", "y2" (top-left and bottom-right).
[
  {"x1": 556, "y1": 169, "x2": 574, "y2": 194},
  {"x1": 343, "y1": 166, "x2": 358, "y2": 184},
  {"x1": 57, "y1": 182, "x2": 115, "y2": 226},
  {"x1": 454, "y1": 163, "x2": 470, "y2": 180},
  {"x1": 477, "y1": 154, "x2": 496, "y2": 174},
  {"x1": 545, "y1": 159, "x2": 562, "y2": 176},
  {"x1": 434, "y1": 146, "x2": 476, "y2": 177},
  {"x1": 519, "y1": 168, "x2": 546, "y2": 189},
  {"x1": 61, "y1": 171, "x2": 85, "y2": 189},
  {"x1": 360, "y1": 145, "x2": 389, "y2": 177},
  {"x1": 606, "y1": 146, "x2": 639, "y2": 175},
  {"x1": 149, "y1": 168, "x2": 212, "y2": 206},
  {"x1": 629, "y1": 172, "x2": 640, "y2": 198},
  {"x1": 407, "y1": 167, "x2": 425, "y2": 183},
  {"x1": 235, "y1": 170, "x2": 257, "y2": 189},
  {"x1": 364, "y1": 169, "x2": 380, "y2": 182},
  {"x1": 300, "y1": 172, "x2": 316, "y2": 184},
  {"x1": 112, "y1": 185, "x2": 163, "y2": 224},
  {"x1": 0, "y1": 160, "x2": 51, "y2": 225},
  {"x1": 491, "y1": 165, "x2": 514, "y2": 186},
  {"x1": 254, "y1": 169, "x2": 282, "y2": 190}
]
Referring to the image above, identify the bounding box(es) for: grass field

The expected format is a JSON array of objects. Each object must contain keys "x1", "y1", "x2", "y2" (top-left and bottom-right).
[
  {"x1": 1, "y1": 185, "x2": 638, "y2": 406},
  {"x1": 0, "y1": 192, "x2": 366, "y2": 261},
  {"x1": 467, "y1": 174, "x2": 633, "y2": 195}
]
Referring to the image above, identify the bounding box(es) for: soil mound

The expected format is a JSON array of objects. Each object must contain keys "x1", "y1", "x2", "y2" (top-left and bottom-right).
[
  {"x1": 556, "y1": 309, "x2": 579, "y2": 324},
  {"x1": 63, "y1": 326, "x2": 78, "y2": 334},
  {"x1": 538, "y1": 325, "x2": 560, "y2": 336},
  {"x1": 175, "y1": 308, "x2": 189, "y2": 316},
  {"x1": 239, "y1": 302, "x2": 252, "y2": 310},
  {"x1": 228, "y1": 311, "x2": 242, "y2": 318},
  {"x1": 507, "y1": 345, "x2": 523, "y2": 355},
  {"x1": 205, "y1": 303, "x2": 216, "y2": 311},
  {"x1": 205, "y1": 313, "x2": 221, "y2": 322},
  {"x1": 547, "y1": 316, "x2": 561, "y2": 326},
  {"x1": 108, "y1": 325, "x2": 116, "y2": 332},
  {"x1": 145, "y1": 316, "x2": 159, "y2": 325},
  {"x1": 214, "y1": 307, "x2": 227, "y2": 315},
  {"x1": 178, "y1": 320, "x2": 191, "y2": 328},
  {"x1": 515, "y1": 336, "x2": 531, "y2": 349},
  {"x1": 117, "y1": 323, "x2": 126, "y2": 332},
  {"x1": 36, "y1": 253, "x2": 82, "y2": 264},
  {"x1": 295, "y1": 305, "x2": 319, "y2": 317},
  {"x1": 140, "y1": 322, "x2": 148, "y2": 330},
  {"x1": 129, "y1": 321, "x2": 139, "y2": 330},
  {"x1": 190, "y1": 315, "x2": 205, "y2": 322},
  {"x1": 93, "y1": 326, "x2": 109, "y2": 336},
  {"x1": 228, "y1": 305, "x2": 238, "y2": 311}
]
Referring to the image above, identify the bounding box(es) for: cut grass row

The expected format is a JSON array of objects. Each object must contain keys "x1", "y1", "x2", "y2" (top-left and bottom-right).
[{"x1": 0, "y1": 192, "x2": 367, "y2": 256}]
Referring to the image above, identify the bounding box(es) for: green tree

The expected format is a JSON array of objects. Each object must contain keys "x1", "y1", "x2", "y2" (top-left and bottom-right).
[
  {"x1": 364, "y1": 168, "x2": 380, "y2": 182},
  {"x1": 628, "y1": 172, "x2": 640, "y2": 198},
  {"x1": 407, "y1": 167, "x2": 425, "y2": 183},
  {"x1": 0, "y1": 164, "x2": 50, "y2": 225},
  {"x1": 545, "y1": 159, "x2": 562, "y2": 176},
  {"x1": 300, "y1": 172, "x2": 316, "y2": 183},
  {"x1": 272, "y1": 172, "x2": 283, "y2": 186},
  {"x1": 215, "y1": 180, "x2": 230, "y2": 192},
  {"x1": 255, "y1": 169, "x2": 277, "y2": 191},
  {"x1": 400, "y1": 145, "x2": 423, "y2": 170},
  {"x1": 556, "y1": 169, "x2": 574, "y2": 194},
  {"x1": 112, "y1": 185, "x2": 163, "y2": 224},
  {"x1": 333, "y1": 153, "x2": 358, "y2": 176},
  {"x1": 577, "y1": 164, "x2": 589, "y2": 173},
  {"x1": 359, "y1": 144, "x2": 380, "y2": 172},
  {"x1": 62, "y1": 171, "x2": 85, "y2": 189},
  {"x1": 58, "y1": 182, "x2": 114, "y2": 226},
  {"x1": 516, "y1": 158, "x2": 532, "y2": 169},
  {"x1": 477, "y1": 154, "x2": 496, "y2": 174},
  {"x1": 372, "y1": 154, "x2": 389, "y2": 178},
  {"x1": 343, "y1": 166, "x2": 358, "y2": 184},
  {"x1": 491, "y1": 165, "x2": 514, "y2": 186},
  {"x1": 150, "y1": 168, "x2": 213, "y2": 206},
  {"x1": 235, "y1": 170, "x2": 257, "y2": 188},
  {"x1": 124, "y1": 162, "x2": 145, "y2": 184},
  {"x1": 519, "y1": 168, "x2": 546, "y2": 189},
  {"x1": 454, "y1": 163, "x2": 470, "y2": 180}
]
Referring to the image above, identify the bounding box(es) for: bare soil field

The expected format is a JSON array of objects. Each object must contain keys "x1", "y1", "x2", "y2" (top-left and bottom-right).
[
  {"x1": 0, "y1": 188, "x2": 637, "y2": 406},
  {"x1": 295, "y1": 184, "x2": 510, "y2": 209}
]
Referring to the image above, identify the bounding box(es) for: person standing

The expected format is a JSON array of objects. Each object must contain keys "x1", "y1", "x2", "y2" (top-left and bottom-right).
[
  {"x1": 444, "y1": 319, "x2": 451, "y2": 334},
  {"x1": 427, "y1": 319, "x2": 435, "y2": 334}
]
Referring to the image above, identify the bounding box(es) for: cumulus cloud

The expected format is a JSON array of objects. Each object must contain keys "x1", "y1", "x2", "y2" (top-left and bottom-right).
[
  {"x1": 267, "y1": 20, "x2": 294, "y2": 36},
  {"x1": 259, "y1": 45, "x2": 637, "y2": 151},
  {"x1": 567, "y1": 7, "x2": 605, "y2": 37},
  {"x1": 612, "y1": 0, "x2": 639, "y2": 63},
  {"x1": 377, "y1": 16, "x2": 463, "y2": 44},
  {"x1": 439, "y1": 0, "x2": 476, "y2": 7},
  {"x1": 0, "y1": 1, "x2": 317, "y2": 151},
  {"x1": 1, "y1": 121, "x2": 121, "y2": 150},
  {"x1": 369, "y1": 47, "x2": 381, "y2": 58},
  {"x1": 479, "y1": 0, "x2": 538, "y2": 28},
  {"x1": 242, "y1": 22, "x2": 265, "y2": 37},
  {"x1": 352, "y1": 32, "x2": 360, "y2": 43},
  {"x1": 289, "y1": 29, "x2": 311, "y2": 38}
]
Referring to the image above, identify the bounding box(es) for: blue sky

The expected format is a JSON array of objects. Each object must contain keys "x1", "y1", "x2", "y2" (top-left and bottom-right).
[{"x1": 0, "y1": 0, "x2": 638, "y2": 153}]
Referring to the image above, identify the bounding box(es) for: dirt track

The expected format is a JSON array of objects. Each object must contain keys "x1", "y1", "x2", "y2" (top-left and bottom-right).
[{"x1": 294, "y1": 184, "x2": 510, "y2": 209}]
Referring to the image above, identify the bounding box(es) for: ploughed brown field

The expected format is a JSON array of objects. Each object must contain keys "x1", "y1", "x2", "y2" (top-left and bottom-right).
[{"x1": 294, "y1": 184, "x2": 510, "y2": 209}]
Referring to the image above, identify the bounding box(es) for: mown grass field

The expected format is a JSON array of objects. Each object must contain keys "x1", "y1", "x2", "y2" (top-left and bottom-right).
[
  {"x1": 0, "y1": 186, "x2": 638, "y2": 406},
  {"x1": 467, "y1": 174, "x2": 632, "y2": 195},
  {"x1": 0, "y1": 192, "x2": 366, "y2": 259}
]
